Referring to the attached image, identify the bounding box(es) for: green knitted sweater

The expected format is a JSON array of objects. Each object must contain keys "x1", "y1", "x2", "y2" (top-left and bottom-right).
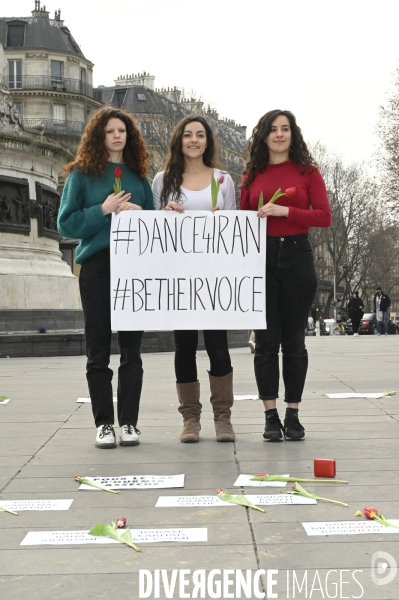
[{"x1": 57, "y1": 162, "x2": 154, "y2": 264}]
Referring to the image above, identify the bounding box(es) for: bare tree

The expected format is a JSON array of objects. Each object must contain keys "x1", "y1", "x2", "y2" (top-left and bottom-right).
[
  {"x1": 310, "y1": 143, "x2": 378, "y2": 316},
  {"x1": 376, "y1": 61, "x2": 399, "y2": 214}
]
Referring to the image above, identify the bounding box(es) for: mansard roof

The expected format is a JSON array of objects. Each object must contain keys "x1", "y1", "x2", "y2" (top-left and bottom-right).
[
  {"x1": 0, "y1": 16, "x2": 87, "y2": 59},
  {"x1": 97, "y1": 85, "x2": 246, "y2": 154}
]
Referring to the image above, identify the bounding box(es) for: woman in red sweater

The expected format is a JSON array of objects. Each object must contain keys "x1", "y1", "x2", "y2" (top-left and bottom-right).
[{"x1": 241, "y1": 109, "x2": 331, "y2": 442}]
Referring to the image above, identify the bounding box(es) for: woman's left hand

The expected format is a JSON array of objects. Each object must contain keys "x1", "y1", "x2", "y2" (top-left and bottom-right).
[
  {"x1": 115, "y1": 202, "x2": 143, "y2": 215},
  {"x1": 257, "y1": 204, "x2": 289, "y2": 218},
  {"x1": 211, "y1": 206, "x2": 220, "y2": 213}
]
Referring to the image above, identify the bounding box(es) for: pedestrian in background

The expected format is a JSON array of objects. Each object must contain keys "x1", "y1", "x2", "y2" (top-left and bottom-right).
[
  {"x1": 240, "y1": 109, "x2": 331, "y2": 442},
  {"x1": 248, "y1": 331, "x2": 256, "y2": 353},
  {"x1": 58, "y1": 107, "x2": 153, "y2": 449},
  {"x1": 347, "y1": 291, "x2": 364, "y2": 337},
  {"x1": 374, "y1": 286, "x2": 391, "y2": 335}
]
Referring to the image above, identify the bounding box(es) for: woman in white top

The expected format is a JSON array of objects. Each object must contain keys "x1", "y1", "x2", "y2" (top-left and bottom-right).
[{"x1": 152, "y1": 115, "x2": 236, "y2": 444}]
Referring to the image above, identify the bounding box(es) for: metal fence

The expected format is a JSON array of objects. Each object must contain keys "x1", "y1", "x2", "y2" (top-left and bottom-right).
[
  {"x1": 22, "y1": 118, "x2": 85, "y2": 137},
  {"x1": 2, "y1": 75, "x2": 94, "y2": 98}
]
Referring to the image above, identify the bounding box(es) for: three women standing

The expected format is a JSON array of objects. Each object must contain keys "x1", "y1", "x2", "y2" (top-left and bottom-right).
[
  {"x1": 58, "y1": 107, "x2": 154, "y2": 449},
  {"x1": 152, "y1": 116, "x2": 237, "y2": 443},
  {"x1": 241, "y1": 110, "x2": 331, "y2": 442}
]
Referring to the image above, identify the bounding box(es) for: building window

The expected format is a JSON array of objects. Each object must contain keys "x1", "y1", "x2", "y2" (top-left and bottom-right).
[
  {"x1": 53, "y1": 104, "x2": 66, "y2": 121},
  {"x1": 137, "y1": 93, "x2": 146, "y2": 101},
  {"x1": 6, "y1": 23, "x2": 25, "y2": 47},
  {"x1": 8, "y1": 60, "x2": 22, "y2": 89},
  {"x1": 51, "y1": 60, "x2": 64, "y2": 80},
  {"x1": 14, "y1": 102, "x2": 23, "y2": 116},
  {"x1": 114, "y1": 89, "x2": 126, "y2": 108},
  {"x1": 80, "y1": 68, "x2": 86, "y2": 94}
]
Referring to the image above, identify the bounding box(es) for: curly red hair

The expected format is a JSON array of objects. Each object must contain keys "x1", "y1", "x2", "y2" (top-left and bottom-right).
[{"x1": 63, "y1": 106, "x2": 150, "y2": 178}]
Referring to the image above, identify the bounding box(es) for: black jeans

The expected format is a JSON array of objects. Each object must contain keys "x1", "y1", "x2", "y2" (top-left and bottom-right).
[
  {"x1": 174, "y1": 330, "x2": 232, "y2": 383},
  {"x1": 79, "y1": 249, "x2": 144, "y2": 427},
  {"x1": 254, "y1": 234, "x2": 317, "y2": 403},
  {"x1": 352, "y1": 314, "x2": 362, "y2": 334}
]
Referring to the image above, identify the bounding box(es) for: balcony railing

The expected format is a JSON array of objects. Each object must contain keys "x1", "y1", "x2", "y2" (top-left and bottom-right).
[
  {"x1": 22, "y1": 118, "x2": 85, "y2": 137},
  {"x1": 1, "y1": 75, "x2": 94, "y2": 98}
]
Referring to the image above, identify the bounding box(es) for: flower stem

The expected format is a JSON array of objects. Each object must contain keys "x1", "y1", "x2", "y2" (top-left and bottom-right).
[
  {"x1": 0, "y1": 504, "x2": 18, "y2": 516},
  {"x1": 316, "y1": 496, "x2": 348, "y2": 506}
]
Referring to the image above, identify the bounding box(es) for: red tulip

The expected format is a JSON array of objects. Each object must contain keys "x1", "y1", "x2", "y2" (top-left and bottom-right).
[
  {"x1": 284, "y1": 187, "x2": 297, "y2": 198},
  {"x1": 115, "y1": 517, "x2": 126, "y2": 528},
  {"x1": 364, "y1": 506, "x2": 378, "y2": 520},
  {"x1": 114, "y1": 166, "x2": 123, "y2": 179},
  {"x1": 74, "y1": 474, "x2": 80, "y2": 480},
  {"x1": 216, "y1": 488, "x2": 224, "y2": 495},
  {"x1": 256, "y1": 473, "x2": 268, "y2": 477},
  {"x1": 218, "y1": 175, "x2": 224, "y2": 184}
]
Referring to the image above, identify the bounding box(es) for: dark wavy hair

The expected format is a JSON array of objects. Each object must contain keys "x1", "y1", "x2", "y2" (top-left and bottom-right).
[
  {"x1": 63, "y1": 106, "x2": 150, "y2": 178},
  {"x1": 243, "y1": 109, "x2": 317, "y2": 188},
  {"x1": 160, "y1": 115, "x2": 220, "y2": 207}
]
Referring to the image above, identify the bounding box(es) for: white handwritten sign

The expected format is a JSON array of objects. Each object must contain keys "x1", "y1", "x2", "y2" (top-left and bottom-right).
[
  {"x1": 76, "y1": 397, "x2": 117, "y2": 403},
  {"x1": 20, "y1": 528, "x2": 207, "y2": 546},
  {"x1": 303, "y1": 520, "x2": 399, "y2": 536},
  {"x1": 0, "y1": 499, "x2": 73, "y2": 511},
  {"x1": 79, "y1": 474, "x2": 185, "y2": 490},
  {"x1": 234, "y1": 394, "x2": 258, "y2": 401},
  {"x1": 0, "y1": 398, "x2": 10, "y2": 405},
  {"x1": 233, "y1": 475, "x2": 289, "y2": 488},
  {"x1": 156, "y1": 494, "x2": 315, "y2": 507},
  {"x1": 110, "y1": 211, "x2": 266, "y2": 331}
]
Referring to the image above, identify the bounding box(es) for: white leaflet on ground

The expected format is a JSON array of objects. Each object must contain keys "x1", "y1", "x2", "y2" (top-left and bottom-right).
[
  {"x1": 20, "y1": 528, "x2": 208, "y2": 545},
  {"x1": 0, "y1": 499, "x2": 73, "y2": 511},
  {"x1": 155, "y1": 494, "x2": 315, "y2": 507},
  {"x1": 326, "y1": 393, "x2": 384, "y2": 399},
  {"x1": 76, "y1": 397, "x2": 117, "y2": 403},
  {"x1": 303, "y1": 520, "x2": 399, "y2": 536},
  {"x1": 79, "y1": 474, "x2": 185, "y2": 490},
  {"x1": 233, "y1": 474, "x2": 289, "y2": 487}
]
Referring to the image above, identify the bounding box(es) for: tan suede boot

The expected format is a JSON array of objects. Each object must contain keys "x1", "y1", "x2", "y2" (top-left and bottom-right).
[
  {"x1": 176, "y1": 381, "x2": 201, "y2": 443},
  {"x1": 208, "y1": 370, "x2": 235, "y2": 442}
]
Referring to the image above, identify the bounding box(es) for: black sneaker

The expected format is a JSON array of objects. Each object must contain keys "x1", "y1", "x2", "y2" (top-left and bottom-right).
[
  {"x1": 284, "y1": 413, "x2": 305, "y2": 441},
  {"x1": 263, "y1": 411, "x2": 284, "y2": 442}
]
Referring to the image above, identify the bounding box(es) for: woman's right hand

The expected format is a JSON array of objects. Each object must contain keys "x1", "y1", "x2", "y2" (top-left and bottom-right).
[
  {"x1": 101, "y1": 191, "x2": 132, "y2": 216},
  {"x1": 165, "y1": 201, "x2": 184, "y2": 213}
]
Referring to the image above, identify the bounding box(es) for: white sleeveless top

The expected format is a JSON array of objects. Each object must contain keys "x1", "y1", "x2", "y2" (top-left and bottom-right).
[{"x1": 152, "y1": 169, "x2": 236, "y2": 211}]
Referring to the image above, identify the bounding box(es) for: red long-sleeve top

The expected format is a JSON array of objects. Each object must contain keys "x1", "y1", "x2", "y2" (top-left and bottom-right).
[{"x1": 240, "y1": 160, "x2": 331, "y2": 236}]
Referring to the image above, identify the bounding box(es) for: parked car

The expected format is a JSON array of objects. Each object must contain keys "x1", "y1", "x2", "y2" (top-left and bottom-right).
[{"x1": 358, "y1": 313, "x2": 399, "y2": 335}]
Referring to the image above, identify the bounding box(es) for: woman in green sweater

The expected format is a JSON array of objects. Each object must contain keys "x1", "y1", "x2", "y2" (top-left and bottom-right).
[{"x1": 57, "y1": 107, "x2": 153, "y2": 449}]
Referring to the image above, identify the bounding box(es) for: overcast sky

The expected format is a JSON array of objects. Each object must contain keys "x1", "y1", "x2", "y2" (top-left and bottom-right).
[{"x1": 7, "y1": 0, "x2": 399, "y2": 165}]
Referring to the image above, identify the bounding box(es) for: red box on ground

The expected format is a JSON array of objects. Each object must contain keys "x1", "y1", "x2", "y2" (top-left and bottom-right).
[{"x1": 314, "y1": 459, "x2": 336, "y2": 478}]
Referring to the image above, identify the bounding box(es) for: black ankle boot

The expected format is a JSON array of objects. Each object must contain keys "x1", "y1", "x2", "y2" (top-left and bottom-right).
[
  {"x1": 284, "y1": 408, "x2": 305, "y2": 441},
  {"x1": 263, "y1": 409, "x2": 284, "y2": 442}
]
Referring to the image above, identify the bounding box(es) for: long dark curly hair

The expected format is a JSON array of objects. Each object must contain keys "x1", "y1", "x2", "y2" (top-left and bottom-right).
[
  {"x1": 243, "y1": 109, "x2": 317, "y2": 188},
  {"x1": 63, "y1": 106, "x2": 150, "y2": 178},
  {"x1": 160, "y1": 115, "x2": 220, "y2": 207}
]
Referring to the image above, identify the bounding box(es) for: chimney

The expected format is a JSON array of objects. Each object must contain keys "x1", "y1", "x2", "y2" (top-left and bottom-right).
[
  {"x1": 53, "y1": 9, "x2": 64, "y2": 24},
  {"x1": 32, "y1": 0, "x2": 50, "y2": 17},
  {"x1": 114, "y1": 72, "x2": 155, "y2": 90}
]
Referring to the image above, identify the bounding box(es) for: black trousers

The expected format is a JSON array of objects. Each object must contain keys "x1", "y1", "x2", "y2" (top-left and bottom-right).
[
  {"x1": 254, "y1": 234, "x2": 317, "y2": 403},
  {"x1": 79, "y1": 249, "x2": 144, "y2": 427},
  {"x1": 174, "y1": 330, "x2": 232, "y2": 383},
  {"x1": 351, "y1": 314, "x2": 362, "y2": 334}
]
